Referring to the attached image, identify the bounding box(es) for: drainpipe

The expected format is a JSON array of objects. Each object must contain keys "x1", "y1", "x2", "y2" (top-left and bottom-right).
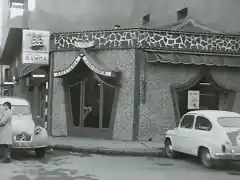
[
  {"x1": 46, "y1": 52, "x2": 54, "y2": 136},
  {"x1": 0, "y1": 66, "x2": 3, "y2": 96}
]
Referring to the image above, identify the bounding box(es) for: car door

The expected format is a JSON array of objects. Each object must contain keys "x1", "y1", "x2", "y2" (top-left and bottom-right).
[
  {"x1": 175, "y1": 114, "x2": 195, "y2": 153},
  {"x1": 190, "y1": 115, "x2": 213, "y2": 156}
]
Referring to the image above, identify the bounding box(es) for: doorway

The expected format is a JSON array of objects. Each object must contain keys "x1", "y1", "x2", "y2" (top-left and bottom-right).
[
  {"x1": 177, "y1": 76, "x2": 220, "y2": 117},
  {"x1": 67, "y1": 71, "x2": 116, "y2": 139},
  {"x1": 171, "y1": 69, "x2": 236, "y2": 125}
]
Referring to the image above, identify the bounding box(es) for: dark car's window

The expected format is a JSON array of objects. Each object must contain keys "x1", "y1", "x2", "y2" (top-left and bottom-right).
[
  {"x1": 180, "y1": 115, "x2": 194, "y2": 129},
  {"x1": 0, "y1": 105, "x2": 30, "y2": 115},
  {"x1": 195, "y1": 116, "x2": 212, "y2": 131}
]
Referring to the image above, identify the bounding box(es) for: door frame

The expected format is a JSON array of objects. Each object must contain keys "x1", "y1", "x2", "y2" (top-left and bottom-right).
[{"x1": 64, "y1": 76, "x2": 114, "y2": 139}]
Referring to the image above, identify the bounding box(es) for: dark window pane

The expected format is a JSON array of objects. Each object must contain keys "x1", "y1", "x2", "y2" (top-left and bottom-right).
[
  {"x1": 195, "y1": 116, "x2": 212, "y2": 131},
  {"x1": 70, "y1": 83, "x2": 81, "y2": 127},
  {"x1": 180, "y1": 115, "x2": 194, "y2": 129},
  {"x1": 84, "y1": 76, "x2": 100, "y2": 128}
]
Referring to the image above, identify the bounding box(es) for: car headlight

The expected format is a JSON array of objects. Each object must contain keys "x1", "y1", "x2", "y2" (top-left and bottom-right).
[{"x1": 34, "y1": 126, "x2": 42, "y2": 135}]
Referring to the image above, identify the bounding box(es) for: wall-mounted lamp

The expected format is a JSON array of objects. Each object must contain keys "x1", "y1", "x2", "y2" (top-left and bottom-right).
[
  {"x1": 199, "y1": 82, "x2": 211, "y2": 86},
  {"x1": 32, "y1": 74, "x2": 46, "y2": 78}
]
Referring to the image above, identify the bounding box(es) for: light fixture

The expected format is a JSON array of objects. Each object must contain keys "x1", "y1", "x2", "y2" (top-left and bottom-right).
[
  {"x1": 200, "y1": 82, "x2": 211, "y2": 85},
  {"x1": 32, "y1": 74, "x2": 46, "y2": 78},
  {"x1": 4, "y1": 82, "x2": 14, "y2": 85}
]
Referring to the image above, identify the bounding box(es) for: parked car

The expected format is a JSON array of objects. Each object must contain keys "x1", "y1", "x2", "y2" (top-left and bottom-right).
[
  {"x1": 164, "y1": 110, "x2": 240, "y2": 168},
  {"x1": 0, "y1": 97, "x2": 48, "y2": 158}
]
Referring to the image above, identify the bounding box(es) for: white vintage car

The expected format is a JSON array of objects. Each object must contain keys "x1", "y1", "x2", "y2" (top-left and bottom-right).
[
  {"x1": 164, "y1": 110, "x2": 240, "y2": 168},
  {"x1": 0, "y1": 97, "x2": 48, "y2": 158}
]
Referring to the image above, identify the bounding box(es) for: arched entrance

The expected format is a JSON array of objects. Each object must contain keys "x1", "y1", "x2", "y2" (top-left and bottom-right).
[
  {"x1": 54, "y1": 53, "x2": 120, "y2": 139},
  {"x1": 171, "y1": 68, "x2": 236, "y2": 125}
]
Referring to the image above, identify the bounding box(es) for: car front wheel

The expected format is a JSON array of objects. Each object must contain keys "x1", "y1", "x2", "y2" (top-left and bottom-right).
[
  {"x1": 200, "y1": 148, "x2": 214, "y2": 169},
  {"x1": 164, "y1": 139, "x2": 178, "y2": 158},
  {"x1": 35, "y1": 147, "x2": 46, "y2": 158}
]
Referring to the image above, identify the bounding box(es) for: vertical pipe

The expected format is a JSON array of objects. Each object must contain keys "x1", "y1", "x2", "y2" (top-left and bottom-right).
[
  {"x1": 132, "y1": 50, "x2": 141, "y2": 141},
  {"x1": 47, "y1": 52, "x2": 54, "y2": 136},
  {"x1": 0, "y1": 65, "x2": 3, "y2": 96},
  {"x1": 99, "y1": 82, "x2": 104, "y2": 129},
  {"x1": 80, "y1": 80, "x2": 85, "y2": 127}
]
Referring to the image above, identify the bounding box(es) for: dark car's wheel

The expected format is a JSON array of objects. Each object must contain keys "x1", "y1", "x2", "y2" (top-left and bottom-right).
[
  {"x1": 164, "y1": 139, "x2": 178, "y2": 158},
  {"x1": 35, "y1": 147, "x2": 46, "y2": 158},
  {"x1": 200, "y1": 148, "x2": 214, "y2": 169}
]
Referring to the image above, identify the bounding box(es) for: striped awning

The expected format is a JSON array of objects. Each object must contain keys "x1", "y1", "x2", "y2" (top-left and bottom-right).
[{"x1": 146, "y1": 51, "x2": 240, "y2": 67}]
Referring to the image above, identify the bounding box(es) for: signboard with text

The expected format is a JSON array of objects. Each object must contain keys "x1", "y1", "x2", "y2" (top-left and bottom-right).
[
  {"x1": 188, "y1": 90, "x2": 200, "y2": 109},
  {"x1": 22, "y1": 30, "x2": 50, "y2": 64}
]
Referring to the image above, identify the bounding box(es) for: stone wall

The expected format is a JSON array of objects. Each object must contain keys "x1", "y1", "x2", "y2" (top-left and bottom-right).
[
  {"x1": 52, "y1": 52, "x2": 79, "y2": 136},
  {"x1": 94, "y1": 50, "x2": 135, "y2": 141},
  {"x1": 139, "y1": 63, "x2": 240, "y2": 141},
  {"x1": 139, "y1": 63, "x2": 200, "y2": 141}
]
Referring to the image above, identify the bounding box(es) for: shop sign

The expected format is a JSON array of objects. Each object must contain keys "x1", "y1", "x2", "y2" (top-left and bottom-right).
[
  {"x1": 82, "y1": 56, "x2": 112, "y2": 77},
  {"x1": 74, "y1": 40, "x2": 95, "y2": 48},
  {"x1": 22, "y1": 30, "x2": 50, "y2": 64},
  {"x1": 188, "y1": 90, "x2": 200, "y2": 109}
]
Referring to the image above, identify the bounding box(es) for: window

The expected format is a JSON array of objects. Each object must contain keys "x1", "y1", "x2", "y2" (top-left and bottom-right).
[
  {"x1": 142, "y1": 14, "x2": 150, "y2": 25},
  {"x1": 180, "y1": 115, "x2": 194, "y2": 129},
  {"x1": 177, "y1": 8, "x2": 188, "y2": 21},
  {"x1": 218, "y1": 117, "x2": 240, "y2": 128},
  {"x1": 195, "y1": 116, "x2": 212, "y2": 131},
  {"x1": 0, "y1": 105, "x2": 30, "y2": 115},
  {"x1": 4, "y1": 68, "x2": 11, "y2": 80}
]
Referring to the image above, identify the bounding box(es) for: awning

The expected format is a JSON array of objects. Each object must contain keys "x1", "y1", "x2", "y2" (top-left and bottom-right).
[
  {"x1": 14, "y1": 64, "x2": 43, "y2": 79},
  {"x1": 0, "y1": 28, "x2": 22, "y2": 65},
  {"x1": 54, "y1": 50, "x2": 119, "y2": 78},
  {"x1": 145, "y1": 51, "x2": 240, "y2": 67}
]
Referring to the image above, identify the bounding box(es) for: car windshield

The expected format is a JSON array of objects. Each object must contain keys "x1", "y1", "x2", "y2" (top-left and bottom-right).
[
  {"x1": 0, "y1": 105, "x2": 30, "y2": 115},
  {"x1": 217, "y1": 117, "x2": 240, "y2": 128}
]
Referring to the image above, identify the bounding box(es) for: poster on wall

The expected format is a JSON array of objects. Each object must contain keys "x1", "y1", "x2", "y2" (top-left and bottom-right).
[
  {"x1": 188, "y1": 90, "x2": 200, "y2": 109},
  {"x1": 22, "y1": 30, "x2": 50, "y2": 64}
]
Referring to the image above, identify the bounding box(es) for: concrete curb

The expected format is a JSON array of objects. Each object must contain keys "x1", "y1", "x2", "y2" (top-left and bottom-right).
[{"x1": 47, "y1": 145, "x2": 165, "y2": 157}]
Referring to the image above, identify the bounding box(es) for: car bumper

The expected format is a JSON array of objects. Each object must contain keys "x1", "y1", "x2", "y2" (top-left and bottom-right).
[
  {"x1": 214, "y1": 152, "x2": 240, "y2": 160},
  {"x1": 12, "y1": 134, "x2": 48, "y2": 149}
]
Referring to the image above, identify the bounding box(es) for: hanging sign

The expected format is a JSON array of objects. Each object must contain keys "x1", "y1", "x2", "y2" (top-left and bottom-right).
[
  {"x1": 22, "y1": 30, "x2": 50, "y2": 64},
  {"x1": 188, "y1": 90, "x2": 200, "y2": 109}
]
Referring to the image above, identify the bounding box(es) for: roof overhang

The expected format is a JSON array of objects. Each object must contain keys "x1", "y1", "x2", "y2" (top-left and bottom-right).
[{"x1": 0, "y1": 27, "x2": 23, "y2": 65}]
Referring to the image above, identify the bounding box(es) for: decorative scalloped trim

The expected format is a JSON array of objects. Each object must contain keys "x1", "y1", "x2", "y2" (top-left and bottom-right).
[{"x1": 54, "y1": 54, "x2": 114, "y2": 78}]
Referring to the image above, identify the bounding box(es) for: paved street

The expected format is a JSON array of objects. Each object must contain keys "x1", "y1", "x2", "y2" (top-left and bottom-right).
[{"x1": 0, "y1": 150, "x2": 240, "y2": 180}]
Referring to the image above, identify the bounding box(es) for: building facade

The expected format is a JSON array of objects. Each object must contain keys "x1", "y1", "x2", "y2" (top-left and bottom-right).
[
  {"x1": 1, "y1": 0, "x2": 240, "y2": 140},
  {"x1": 0, "y1": 0, "x2": 48, "y2": 127},
  {"x1": 49, "y1": 20, "x2": 240, "y2": 141}
]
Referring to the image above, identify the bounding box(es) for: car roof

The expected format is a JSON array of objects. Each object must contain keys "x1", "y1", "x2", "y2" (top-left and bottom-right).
[
  {"x1": 0, "y1": 97, "x2": 30, "y2": 106},
  {"x1": 186, "y1": 110, "x2": 240, "y2": 119}
]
